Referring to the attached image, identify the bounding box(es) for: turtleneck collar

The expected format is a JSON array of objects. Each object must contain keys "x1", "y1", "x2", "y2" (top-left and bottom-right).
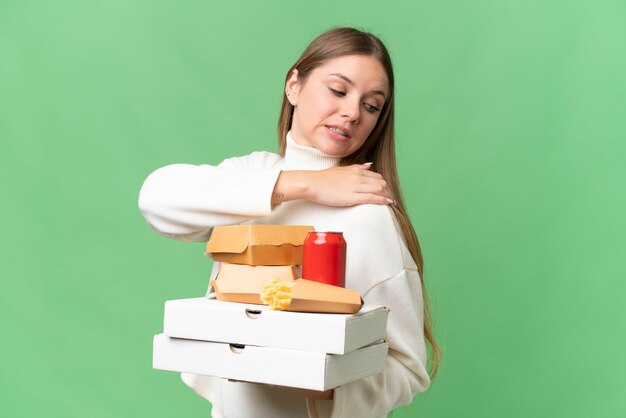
[{"x1": 282, "y1": 131, "x2": 342, "y2": 171}]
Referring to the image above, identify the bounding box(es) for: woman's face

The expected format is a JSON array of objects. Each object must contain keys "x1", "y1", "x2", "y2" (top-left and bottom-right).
[{"x1": 286, "y1": 54, "x2": 389, "y2": 157}]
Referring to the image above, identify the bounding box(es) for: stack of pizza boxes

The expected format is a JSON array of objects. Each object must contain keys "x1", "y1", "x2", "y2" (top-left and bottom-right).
[{"x1": 152, "y1": 225, "x2": 390, "y2": 391}]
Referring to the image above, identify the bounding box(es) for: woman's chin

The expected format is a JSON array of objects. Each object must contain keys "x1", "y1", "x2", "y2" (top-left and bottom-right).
[
  {"x1": 320, "y1": 147, "x2": 349, "y2": 158},
  {"x1": 316, "y1": 141, "x2": 353, "y2": 158}
]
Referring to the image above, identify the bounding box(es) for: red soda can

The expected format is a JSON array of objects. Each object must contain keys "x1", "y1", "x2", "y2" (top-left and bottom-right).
[{"x1": 302, "y1": 231, "x2": 346, "y2": 287}]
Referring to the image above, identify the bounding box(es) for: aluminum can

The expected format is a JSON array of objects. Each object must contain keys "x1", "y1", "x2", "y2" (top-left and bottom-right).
[{"x1": 302, "y1": 231, "x2": 346, "y2": 287}]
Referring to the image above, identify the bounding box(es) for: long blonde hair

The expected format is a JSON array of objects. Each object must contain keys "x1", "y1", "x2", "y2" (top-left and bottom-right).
[{"x1": 277, "y1": 27, "x2": 441, "y2": 379}]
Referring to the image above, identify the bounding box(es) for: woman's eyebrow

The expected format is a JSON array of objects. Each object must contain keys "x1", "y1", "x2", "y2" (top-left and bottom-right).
[
  {"x1": 328, "y1": 73, "x2": 355, "y2": 85},
  {"x1": 327, "y1": 73, "x2": 387, "y2": 99}
]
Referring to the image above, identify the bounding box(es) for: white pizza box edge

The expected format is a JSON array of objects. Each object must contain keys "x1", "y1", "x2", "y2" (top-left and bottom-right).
[
  {"x1": 153, "y1": 334, "x2": 389, "y2": 391},
  {"x1": 163, "y1": 297, "x2": 389, "y2": 354}
]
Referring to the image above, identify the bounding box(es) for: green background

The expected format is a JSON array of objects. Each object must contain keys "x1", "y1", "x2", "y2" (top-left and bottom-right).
[{"x1": 1, "y1": 0, "x2": 624, "y2": 417}]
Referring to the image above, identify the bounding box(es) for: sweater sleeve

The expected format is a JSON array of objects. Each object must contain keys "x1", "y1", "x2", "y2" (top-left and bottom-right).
[
  {"x1": 137, "y1": 151, "x2": 282, "y2": 242},
  {"x1": 318, "y1": 270, "x2": 430, "y2": 418}
]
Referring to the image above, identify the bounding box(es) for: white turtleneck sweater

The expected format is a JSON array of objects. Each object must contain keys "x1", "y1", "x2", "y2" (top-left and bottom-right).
[{"x1": 138, "y1": 133, "x2": 430, "y2": 418}]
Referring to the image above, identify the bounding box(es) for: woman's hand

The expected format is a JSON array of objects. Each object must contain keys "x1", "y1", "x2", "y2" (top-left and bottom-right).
[{"x1": 272, "y1": 163, "x2": 394, "y2": 207}]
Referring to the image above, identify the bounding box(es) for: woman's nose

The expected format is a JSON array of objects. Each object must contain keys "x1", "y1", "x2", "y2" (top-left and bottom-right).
[{"x1": 341, "y1": 100, "x2": 360, "y2": 123}]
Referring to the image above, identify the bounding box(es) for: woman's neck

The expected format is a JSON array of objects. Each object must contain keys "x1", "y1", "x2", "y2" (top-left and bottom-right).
[{"x1": 282, "y1": 131, "x2": 341, "y2": 171}]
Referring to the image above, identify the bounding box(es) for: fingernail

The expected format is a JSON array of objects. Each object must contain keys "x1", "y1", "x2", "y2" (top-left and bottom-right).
[
  {"x1": 363, "y1": 162, "x2": 373, "y2": 166},
  {"x1": 387, "y1": 198, "x2": 394, "y2": 204}
]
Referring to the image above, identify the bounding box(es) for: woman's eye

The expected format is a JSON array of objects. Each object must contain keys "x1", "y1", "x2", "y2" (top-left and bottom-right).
[
  {"x1": 329, "y1": 88, "x2": 346, "y2": 97},
  {"x1": 364, "y1": 103, "x2": 380, "y2": 113}
]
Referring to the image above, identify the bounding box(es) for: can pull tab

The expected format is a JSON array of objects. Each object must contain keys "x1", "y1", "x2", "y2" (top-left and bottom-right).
[
  {"x1": 229, "y1": 343, "x2": 245, "y2": 354},
  {"x1": 245, "y1": 308, "x2": 262, "y2": 319}
]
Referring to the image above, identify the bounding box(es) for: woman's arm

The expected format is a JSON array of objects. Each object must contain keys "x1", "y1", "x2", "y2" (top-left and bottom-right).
[
  {"x1": 138, "y1": 155, "x2": 394, "y2": 242},
  {"x1": 138, "y1": 152, "x2": 283, "y2": 241},
  {"x1": 272, "y1": 163, "x2": 394, "y2": 207}
]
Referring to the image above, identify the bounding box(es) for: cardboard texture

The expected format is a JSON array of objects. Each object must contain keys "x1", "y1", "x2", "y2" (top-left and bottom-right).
[
  {"x1": 263, "y1": 279, "x2": 363, "y2": 314},
  {"x1": 211, "y1": 264, "x2": 298, "y2": 304},
  {"x1": 153, "y1": 334, "x2": 389, "y2": 391},
  {"x1": 163, "y1": 297, "x2": 389, "y2": 354},
  {"x1": 206, "y1": 225, "x2": 314, "y2": 265}
]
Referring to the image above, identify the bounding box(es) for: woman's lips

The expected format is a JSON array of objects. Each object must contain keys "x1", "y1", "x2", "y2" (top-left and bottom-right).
[{"x1": 325, "y1": 125, "x2": 350, "y2": 141}]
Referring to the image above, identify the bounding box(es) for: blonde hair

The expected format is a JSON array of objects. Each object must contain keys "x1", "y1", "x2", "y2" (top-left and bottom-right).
[{"x1": 277, "y1": 27, "x2": 441, "y2": 379}]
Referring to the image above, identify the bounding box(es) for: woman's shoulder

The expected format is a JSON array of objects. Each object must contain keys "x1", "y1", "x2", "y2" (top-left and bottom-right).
[
  {"x1": 340, "y1": 203, "x2": 414, "y2": 266},
  {"x1": 342, "y1": 203, "x2": 395, "y2": 230},
  {"x1": 218, "y1": 150, "x2": 283, "y2": 170}
]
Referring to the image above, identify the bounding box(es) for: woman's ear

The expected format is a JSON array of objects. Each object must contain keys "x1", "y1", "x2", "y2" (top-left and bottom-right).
[{"x1": 285, "y1": 69, "x2": 300, "y2": 106}]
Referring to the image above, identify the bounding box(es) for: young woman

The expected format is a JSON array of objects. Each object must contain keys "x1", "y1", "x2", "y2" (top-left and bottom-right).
[{"x1": 139, "y1": 27, "x2": 440, "y2": 418}]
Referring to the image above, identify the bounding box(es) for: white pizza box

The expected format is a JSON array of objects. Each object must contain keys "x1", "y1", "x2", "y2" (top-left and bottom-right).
[
  {"x1": 153, "y1": 334, "x2": 388, "y2": 391},
  {"x1": 162, "y1": 297, "x2": 389, "y2": 354}
]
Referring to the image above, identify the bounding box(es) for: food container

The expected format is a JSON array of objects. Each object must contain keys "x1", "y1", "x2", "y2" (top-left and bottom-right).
[{"x1": 206, "y1": 225, "x2": 313, "y2": 265}]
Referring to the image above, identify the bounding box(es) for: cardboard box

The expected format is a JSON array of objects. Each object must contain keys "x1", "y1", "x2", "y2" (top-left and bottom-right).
[
  {"x1": 206, "y1": 225, "x2": 314, "y2": 265},
  {"x1": 153, "y1": 334, "x2": 388, "y2": 391},
  {"x1": 163, "y1": 297, "x2": 389, "y2": 354},
  {"x1": 262, "y1": 279, "x2": 363, "y2": 314},
  {"x1": 211, "y1": 264, "x2": 298, "y2": 304}
]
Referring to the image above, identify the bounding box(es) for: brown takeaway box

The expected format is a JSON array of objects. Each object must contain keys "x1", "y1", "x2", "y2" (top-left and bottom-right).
[
  {"x1": 210, "y1": 264, "x2": 298, "y2": 305},
  {"x1": 206, "y1": 225, "x2": 314, "y2": 265},
  {"x1": 288, "y1": 279, "x2": 363, "y2": 314}
]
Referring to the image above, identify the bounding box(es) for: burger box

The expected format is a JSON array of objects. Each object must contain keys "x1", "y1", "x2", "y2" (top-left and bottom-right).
[
  {"x1": 206, "y1": 224, "x2": 314, "y2": 265},
  {"x1": 211, "y1": 264, "x2": 298, "y2": 305},
  {"x1": 162, "y1": 296, "x2": 389, "y2": 355},
  {"x1": 153, "y1": 334, "x2": 388, "y2": 391}
]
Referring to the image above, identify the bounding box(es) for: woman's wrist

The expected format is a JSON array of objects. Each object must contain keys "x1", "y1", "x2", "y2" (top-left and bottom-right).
[{"x1": 272, "y1": 170, "x2": 311, "y2": 204}]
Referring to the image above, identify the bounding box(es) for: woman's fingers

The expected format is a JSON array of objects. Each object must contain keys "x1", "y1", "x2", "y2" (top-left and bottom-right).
[
  {"x1": 358, "y1": 187, "x2": 394, "y2": 201},
  {"x1": 357, "y1": 193, "x2": 395, "y2": 205},
  {"x1": 353, "y1": 170, "x2": 392, "y2": 199},
  {"x1": 348, "y1": 164, "x2": 383, "y2": 179},
  {"x1": 347, "y1": 191, "x2": 395, "y2": 206},
  {"x1": 355, "y1": 179, "x2": 388, "y2": 194},
  {"x1": 358, "y1": 170, "x2": 385, "y2": 180}
]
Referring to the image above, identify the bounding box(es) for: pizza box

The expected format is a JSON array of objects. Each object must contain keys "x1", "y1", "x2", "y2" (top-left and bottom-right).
[
  {"x1": 153, "y1": 334, "x2": 388, "y2": 391},
  {"x1": 162, "y1": 297, "x2": 389, "y2": 354}
]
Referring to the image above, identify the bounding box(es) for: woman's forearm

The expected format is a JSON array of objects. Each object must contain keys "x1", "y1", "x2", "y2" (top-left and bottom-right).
[
  {"x1": 272, "y1": 165, "x2": 394, "y2": 207},
  {"x1": 271, "y1": 170, "x2": 311, "y2": 205}
]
